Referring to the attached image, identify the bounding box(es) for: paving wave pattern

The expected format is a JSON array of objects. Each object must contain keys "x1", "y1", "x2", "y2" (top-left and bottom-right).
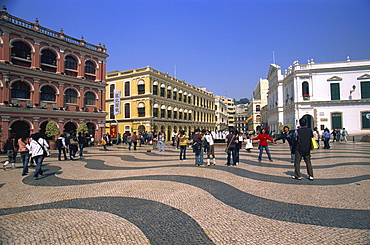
[{"x1": 1, "y1": 141, "x2": 369, "y2": 244}]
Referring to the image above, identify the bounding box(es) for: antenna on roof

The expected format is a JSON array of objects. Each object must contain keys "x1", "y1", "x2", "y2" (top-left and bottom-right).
[{"x1": 272, "y1": 50, "x2": 276, "y2": 64}]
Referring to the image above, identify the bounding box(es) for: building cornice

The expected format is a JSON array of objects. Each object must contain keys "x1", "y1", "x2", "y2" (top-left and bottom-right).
[{"x1": 0, "y1": 63, "x2": 107, "y2": 88}]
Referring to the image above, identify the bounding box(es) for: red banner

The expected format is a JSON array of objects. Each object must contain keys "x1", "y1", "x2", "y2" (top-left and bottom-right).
[{"x1": 110, "y1": 126, "x2": 117, "y2": 139}]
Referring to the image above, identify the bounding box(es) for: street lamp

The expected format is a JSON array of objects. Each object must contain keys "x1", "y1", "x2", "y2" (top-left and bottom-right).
[{"x1": 349, "y1": 85, "x2": 356, "y2": 100}]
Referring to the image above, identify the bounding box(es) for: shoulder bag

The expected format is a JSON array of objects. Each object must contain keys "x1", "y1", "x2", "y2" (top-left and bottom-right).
[{"x1": 36, "y1": 139, "x2": 51, "y2": 157}]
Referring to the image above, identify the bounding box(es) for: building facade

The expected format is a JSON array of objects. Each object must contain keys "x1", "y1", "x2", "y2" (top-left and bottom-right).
[
  {"x1": 214, "y1": 96, "x2": 228, "y2": 131},
  {"x1": 267, "y1": 58, "x2": 370, "y2": 135},
  {"x1": 220, "y1": 96, "x2": 235, "y2": 128},
  {"x1": 0, "y1": 7, "x2": 108, "y2": 147},
  {"x1": 106, "y1": 67, "x2": 215, "y2": 140},
  {"x1": 246, "y1": 78, "x2": 268, "y2": 133}
]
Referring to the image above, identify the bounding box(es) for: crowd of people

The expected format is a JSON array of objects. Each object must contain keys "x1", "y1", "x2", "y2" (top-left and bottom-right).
[{"x1": 2, "y1": 121, "x2": 350, "y2": 181}]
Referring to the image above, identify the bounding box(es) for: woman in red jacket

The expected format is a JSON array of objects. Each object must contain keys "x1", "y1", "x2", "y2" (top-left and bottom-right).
[{"x1": 252, "y1": 128, "x2": 275, "y2": 162}]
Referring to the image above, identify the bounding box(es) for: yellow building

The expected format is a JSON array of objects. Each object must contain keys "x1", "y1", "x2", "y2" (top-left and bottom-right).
[{"x1": 105, "y1": 66, "x2": 215, "y2": 140}]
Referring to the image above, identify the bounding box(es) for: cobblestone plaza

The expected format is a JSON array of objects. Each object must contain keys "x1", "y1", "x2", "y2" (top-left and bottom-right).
[{"x1": 0, "y1": 141, "x2": 369, "y2": 244}]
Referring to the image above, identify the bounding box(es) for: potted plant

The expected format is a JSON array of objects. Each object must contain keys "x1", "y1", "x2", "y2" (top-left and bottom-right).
[
  {"x1": 45, "y1": 120, "x2": 60, "y2": 150},
  {"x1": 303, "y1": 94, "x2": 310, "y2": 100}
]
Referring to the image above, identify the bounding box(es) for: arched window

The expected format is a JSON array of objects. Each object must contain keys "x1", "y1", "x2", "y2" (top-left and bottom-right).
[
  {"x1": 11, "y1": 41, "x2": 31, "y2": 59},
  {"x1": 153, "y1": 84, "x2": 158, "y2": 95},
  {"x1": 84, "y1": 61, "x2": 96, "y2": 81},
  {"x1": 109, "y1": 84, "x2": 115, "y2": 98},
  {"x1": 137, "y1": 103, "x2": 145, "y2": 117},
  {"x1": 64, "y1": 56, "x2": 78, "y2": 77},
  {"x1": 11, "y1": 81, "x2": 30, "y2": 99},
  {"x1": 167, "y1": 106, "x2": 172, "y2": 119},
  {"x1": 84, "y1": 92, "x2": 96, "y2": 106},
  {"x1": 138, "y1": 80, "x2": 145, "y2": 95},
  {"x1": 160, "y1": 105, "x2": 166, "y2": 118},
  {"x1": 109, "y1": 104, "x2": 115, "y2": 119},
  {"x1": 40, "y1": 86, "x2": 56, "y2": 101},
  {"x1": 124, "y1": 103, "x2": 130, "y2": 118},
  {"x1": 64, "y1": 89, "x2": 77, "y2": 104},
  {"x1": 84, "y1": 61, "x2": 95, "y2": 74},
  {"x1": 256, "y1": 105, "x2": 261, "y2": 112},
  {"x1": 160, "y1": 84, "x2": 165, "y2": 97},
  {"x1": 41, "y1": 49, "x2": 56, "y2": 65},
  {"x1": 125, "y1": 81, "x2": 130, "y2": 97},
  {"x1": 302, "y1": 81, "x2": 309, "y2": 97},
  {"x1": 65, "y1": 56, "x2": 77, "y2": 70}
]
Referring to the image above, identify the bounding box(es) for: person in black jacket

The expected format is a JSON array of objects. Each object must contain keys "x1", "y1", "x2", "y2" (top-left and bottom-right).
[
  {"x1": 275, "y1": 126, "x2": 296, "y2": 163},
  {"x1": 292, "y1": 118, "x2": 314, "y2": 180}
]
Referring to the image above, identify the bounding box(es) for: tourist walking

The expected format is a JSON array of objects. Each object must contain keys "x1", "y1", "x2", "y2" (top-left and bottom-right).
[
  {"x1": 331, "y1": 129, "x2": 337, "y2": 142},
  {"x1": 18, "y1": 131, "x2": 30, "y2": 175},
  {"x1": 275, "y1": 126, "x2": 296, "y2": 163},
  {"x1": 292, "y1": 118, "x2": 314, "y2": 180},
  {"x1": 3, "y1": 134, "x2": 17, "y2": 170},
  {"x1": 204, "y1": 130, "x2": 216, "y2": 165},
  {"x1": 77, "y1": 132, "x2": 86, "y2": 157},
  {"x1": 27, "y1": 133, "x2": 49, "y2": 180},
  {"x1": 178, "y1": 130, "x2": 188, "y2": 161},
  {"x1": 127, "y1": 133, "x2": 132, "y2": 150},
  {"x1": 234, "y1": 131, "x2": 243, "y2": 165},
  {"x1": 192, "y1": 129, "x2": 206, "y2": 166},
  {"x1": 132, "y1": 132, "x2": 138, "y2": 150},
  {"x1": 56, "y1": 133, "x2": 68, "y2": 161},
  {"x1": 158, "y1": 132, "x2": 165, "y2": 151},
  {"x1": 152, "y1": 132, "x2": 158, "y2": 150},
  {"x1": 341, "y1": 128, "x2": 349, "y2": 142},
  {"x1": 323, "y1": 128, "x2": 331, "y2": 149},
  {"x1": 67, "y1": 131, "x2": 79, "y2": 159},
  {"x1": 313, "y1": 127, "x2": 320, "y2": 149},
  {"x1": 225, "y1": 130, "x2": 237, "y2": 166},
  {"x1": 252, "y1": 128, "x2": 275, "y2": 162}
]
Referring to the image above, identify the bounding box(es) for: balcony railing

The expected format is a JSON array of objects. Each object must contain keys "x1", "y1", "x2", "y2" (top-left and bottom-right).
[{"x1": 2, "y1": 11, "x2": 105, "y2": 53}]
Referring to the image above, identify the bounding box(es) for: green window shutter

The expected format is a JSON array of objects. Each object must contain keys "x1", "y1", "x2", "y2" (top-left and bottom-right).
[
  {"x1": 330, "y1": 83, "x2": 340, "y2": 100},
  {"x1": 360, "y1": 81, "x2": 370, "y2": 99},
  {"x1": 331, "y1": 113, "x2": 342, "y2": 129},
  {"x1": 362, "y1": 112, "x2": 370, "y2": 129}
]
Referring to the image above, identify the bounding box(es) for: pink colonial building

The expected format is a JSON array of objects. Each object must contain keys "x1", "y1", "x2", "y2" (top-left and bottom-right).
[{"x1": 0, "y1": 6, "x2": 108, "y2": 148}]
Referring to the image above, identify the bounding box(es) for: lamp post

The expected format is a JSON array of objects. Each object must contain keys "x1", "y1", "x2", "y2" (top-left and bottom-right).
[{"x1": 349, "y1": 85, "x2": 356, "y2": 100}]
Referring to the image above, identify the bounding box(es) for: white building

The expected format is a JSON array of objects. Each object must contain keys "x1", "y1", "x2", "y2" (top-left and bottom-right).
[
  {"x1": 267, "y1": 58, "x2": 370, "y2": 135},
  {"x1": 246, "y1": 79, "x2": 269, "y2": 132},
  {"x1": 215, "y1": 96, "x2": 228, "y2": 131}
]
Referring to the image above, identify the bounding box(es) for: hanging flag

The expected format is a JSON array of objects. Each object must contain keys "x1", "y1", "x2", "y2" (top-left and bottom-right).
[{"x1": 114, "y1": 89, "x2": 120, "y2": 115}]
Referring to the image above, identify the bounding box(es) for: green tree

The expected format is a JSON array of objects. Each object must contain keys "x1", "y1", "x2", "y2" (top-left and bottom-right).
[
  {"x1": 77, "y1": 123, "x2": 89, "y2": 135},
  {"x1": 235, "y1": 98, "x2": 250, "y2": 105},
  {"x1": 45, "y1": 120, "x2": 60, "y2": 139}
]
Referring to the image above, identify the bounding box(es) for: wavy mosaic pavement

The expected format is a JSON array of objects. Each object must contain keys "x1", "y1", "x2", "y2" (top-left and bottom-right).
[{"x1": 1, "y1": 141, "x2": 369, "y2": 244}]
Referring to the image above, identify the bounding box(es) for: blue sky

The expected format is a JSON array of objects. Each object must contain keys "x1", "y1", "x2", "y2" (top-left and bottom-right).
[{"x1": 4, "y1": 0, "x2": 370, "y2": 100}]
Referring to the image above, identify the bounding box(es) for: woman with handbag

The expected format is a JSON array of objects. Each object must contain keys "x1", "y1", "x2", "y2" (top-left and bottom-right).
[{"x1": 27, "y1": 133, "x2": 49, "y2": 180}]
